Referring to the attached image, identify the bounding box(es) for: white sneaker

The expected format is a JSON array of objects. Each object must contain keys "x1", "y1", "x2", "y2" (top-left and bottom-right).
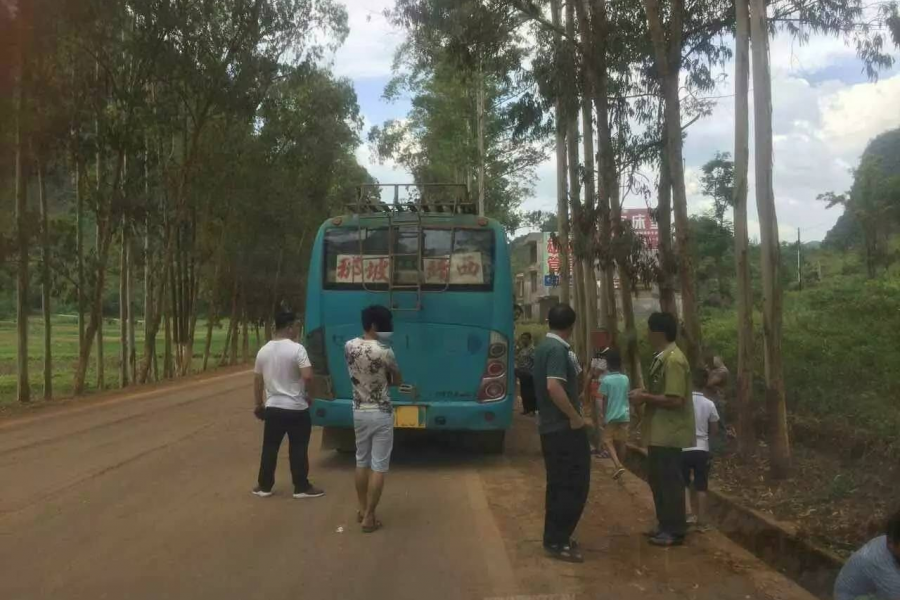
[{"x1": 251, "y1": 486, "x2": 273, "y2": 498}]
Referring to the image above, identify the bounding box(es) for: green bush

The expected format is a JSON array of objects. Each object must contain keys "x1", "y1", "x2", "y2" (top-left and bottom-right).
[{"x1": 701, "y1": 275, "x2": 900, "y2": 440}]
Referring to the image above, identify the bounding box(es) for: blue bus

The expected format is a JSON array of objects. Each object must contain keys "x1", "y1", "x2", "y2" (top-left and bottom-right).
[{"x1": 304, "y1": 184, "x2": 514, "y2": 453}]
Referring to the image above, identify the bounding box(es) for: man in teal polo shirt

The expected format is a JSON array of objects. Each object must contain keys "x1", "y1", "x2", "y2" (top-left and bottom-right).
[
  {"x1": 629, "y1": 312, "x2": 695, "y2": 547},
  {"x1": 532, "y1": 303, "x2": 590, "y2": 563}
]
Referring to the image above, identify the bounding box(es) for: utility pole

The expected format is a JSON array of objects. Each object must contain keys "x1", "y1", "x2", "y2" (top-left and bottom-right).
[{"x1": 797, "y1": 227, "x2": 802, "y2": 291}]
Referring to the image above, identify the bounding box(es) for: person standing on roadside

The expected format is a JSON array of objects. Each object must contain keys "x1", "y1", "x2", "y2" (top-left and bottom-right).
[
  {"x1": 599, "y1": 349, "x2": 630, "y2": 479},
  {"x1": 515, "y1": 332, "x2": 537, "y2": 415},
  {"x1": 533, "y1": 303, "x2": 591, "y2": 563},
  {"x1": 683, "y1": 368, "x2": 720, "y2": 532},
  {"x1": 252, "y1": 310, "x2": 325, "y2": 500},
  {"x1": 628, "y1": 312, "x2": 695, "y2": 547},
  {"x1": 704, "y1": 353, "x2": 730, "y2": 405},
  {"x1": 345, "y1": 305, "x2": 402, "y2": 534}
]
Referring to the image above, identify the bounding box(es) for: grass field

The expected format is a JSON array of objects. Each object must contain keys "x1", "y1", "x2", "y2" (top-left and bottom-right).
[{"x1": 0, "y1": 317, "x2": 245, "y2": 406}]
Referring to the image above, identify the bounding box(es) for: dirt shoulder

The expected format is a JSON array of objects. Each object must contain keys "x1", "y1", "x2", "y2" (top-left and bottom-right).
[{"x1": 482, "y1": 413, "x2": 817, "y2": 600}]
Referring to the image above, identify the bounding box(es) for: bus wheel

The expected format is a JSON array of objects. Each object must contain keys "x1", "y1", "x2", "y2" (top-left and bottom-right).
[
  {"x1": 477, "y1": 431, "x2": 505, "y2": 455},
  {"x1": 322, "y1": 427, "x2": 356, "y2": 454}
]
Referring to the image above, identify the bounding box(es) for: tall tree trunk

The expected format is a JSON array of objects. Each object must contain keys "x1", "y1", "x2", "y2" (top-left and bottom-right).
[
  {"x1": 15, "y1": 67, "x2": 30, "y2": 404},
  {"x1": 581, "y1": 0, "x2": 618, "y2": 345},
  {"x1": 476, "y1": 67, "x2": 486, "y2": 217},
  {"x1": 220, "y1": 275, "x2": 239, "y2": 367},
  {"x1": 611, "y1": 182, "x2": 643, "y2": 387},
  {"x1": 656, "y1": 135, "x2": 677, "y2": 315},
  {"x1": 163, "y1": 255, "x2": 173, "y2": 379},
  {"x1": 142, "y1": 140, "x2": 152, "y2": 379},
  {"x1": 579, "y1": 84, "x2": 600, "y2": 352},
  {"x1": 186, "y1": 259, "x2": 200, "y2": 375},
  {"x1": 164, "y1": 287, "x2": 173, "y2": 379},
  {"x1": 268, "y1": 248, "x2": 284, "y2": 338},
  {"x1": 127, "y1": 241, "x2": 136, "y2": 382},
  {"x1": 201, "y1": 255, "x2": 225, "y2": 372},
  {"x1": 750, "y1": 0, "x2": 791, "y2": 477},
  {"x1": 76, "y1": 161, "x2": 85, "y2": 358},
  {"x1": 38, "y1": 156, "x2": 52, "y2": 400},
  {"x1": 551, "y1": 0, "x2": 570, "y2": 304},
  {"x1": 120, "y1": 223, "x2": 129, "y2": 388},
  {"x1": 171, "y1": 236, "x2": 182, "y2": 371},
  {"x1": 96, "y1": 223, "x2": 105, "y2": 393},
  {"x1": 73, "y1": 152, "x2": 126, "y2": 395},
  {"x1": 71, "y1": 234, "x2": 114, "y2": 396},
  {"x1": 583, "y1": 258, "x2": 598, "y2": 349},
  {"x1": 642, "y1": 0, "x2": 701, "y2": 366},
  {"x1": 202, "y1": 311, "x2": 217, "y2": 372},
  {"x1": 241, "y1": 308, "x2": 250, "y2": 365},
  {"x1": 733, "y1": 0, "x2": 754, "y2": 458}
]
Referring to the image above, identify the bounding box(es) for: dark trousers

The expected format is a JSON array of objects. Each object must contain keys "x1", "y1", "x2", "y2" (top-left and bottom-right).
[
  {"x1": 648, "y1": 445, "x2": 687, "y2": 537},
  {"x1": 540, "y1": 427, "x2": 591, "y2": 547},
  {"x1": 518, "y1": 372, "x2": 536, "y2": 413},
  {"x1": 257, "y1": 407, "x2": 312, "y2": 492}
]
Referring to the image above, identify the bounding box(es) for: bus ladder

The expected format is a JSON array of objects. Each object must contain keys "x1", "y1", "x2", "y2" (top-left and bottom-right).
[{"x1": 351, "y1": 184, "x2": 476, "y2": 312}]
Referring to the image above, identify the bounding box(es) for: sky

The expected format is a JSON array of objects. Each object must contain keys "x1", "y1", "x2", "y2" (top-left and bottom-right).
[{"x1": 325, "y1": 0, "x2": 900, "y2": 241}]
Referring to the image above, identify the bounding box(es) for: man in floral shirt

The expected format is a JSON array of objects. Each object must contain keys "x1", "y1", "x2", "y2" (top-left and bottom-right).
[{"x1": 344, "y1": 305, "x2": 402, "y2": 533}]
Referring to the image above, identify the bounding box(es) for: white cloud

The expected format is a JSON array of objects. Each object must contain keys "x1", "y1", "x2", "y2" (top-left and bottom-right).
[
  {"x1": 332, "y1": 0, "x2": 402, "y2": 79},
  {"x1": 337, "y1": 2, "x2": 900, "y2": 241}
]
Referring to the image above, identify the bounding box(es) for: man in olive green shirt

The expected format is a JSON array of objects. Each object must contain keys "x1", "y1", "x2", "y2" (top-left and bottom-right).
[{"x1": 629, "y1": 312, "x2": 695, "y2": 546}]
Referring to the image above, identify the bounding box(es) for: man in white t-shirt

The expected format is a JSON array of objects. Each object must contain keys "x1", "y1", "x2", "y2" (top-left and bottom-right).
[
  {"x1": 682, "y1": 368, "x2": 720, "y2": 531},
  {"x1": 251, "y1": 311, "x2": 324, "y2": 499},
  {"x1": 345, "y1": 305, "x2": 402, "y2": 533}
]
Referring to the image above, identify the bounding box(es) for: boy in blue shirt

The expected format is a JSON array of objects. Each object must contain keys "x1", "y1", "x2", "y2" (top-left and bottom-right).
[{"x1": 599, "y1": 349, "x2": 630, "y2": 479}]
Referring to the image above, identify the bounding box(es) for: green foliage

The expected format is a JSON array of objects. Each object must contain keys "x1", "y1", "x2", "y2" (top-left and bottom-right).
[
  {"x1": 821, "y1": 128, "x2": 900, "y2": 276},
  {"x1": 369, "y1": 0, "x2": 551, "y2": 231},
  {"x1": 523, "y1": 210, "x2": 558, "y2": 232},
  {"x1": 690, "y1": 214, "x2": 734, "y2": 307},
  {"x1": 702, "y1": 275, "x2": 900, "y2": 441},
  {"x1": 700, "y1": 152, "x2": 735, "y2": 226}
]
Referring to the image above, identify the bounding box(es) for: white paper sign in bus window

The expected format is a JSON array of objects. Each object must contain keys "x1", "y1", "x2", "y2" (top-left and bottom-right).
[
  {"x1": 424, "y1": 253, "x2": 483, "y2": 284},
  {"x1": 335, "y1": 255, "x2": 391, "y2": 284},
  {"x1": 424, "y1": 257, "x2": 450, "y2": 284},
  {"x1": 450, "y1": 252, "x2": 484, "y2": 284}
]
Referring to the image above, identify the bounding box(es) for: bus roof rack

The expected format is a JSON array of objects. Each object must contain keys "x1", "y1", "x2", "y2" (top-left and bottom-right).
[{"x1": 348, "y1": 183, "x2": 479, "y2": 216}]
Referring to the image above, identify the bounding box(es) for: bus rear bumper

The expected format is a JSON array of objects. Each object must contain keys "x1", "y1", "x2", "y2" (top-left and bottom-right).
[{"x1": 310, "y1": 398, "x2": 513, "y2": 431}]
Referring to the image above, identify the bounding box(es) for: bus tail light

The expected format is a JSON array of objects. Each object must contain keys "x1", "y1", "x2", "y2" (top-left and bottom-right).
[
  {"x1": 306, "y1": 327, "x2": 335, "y2": 400},
  {"x1": 478, "y1": 331, "x2": 508, "y2": 403}
]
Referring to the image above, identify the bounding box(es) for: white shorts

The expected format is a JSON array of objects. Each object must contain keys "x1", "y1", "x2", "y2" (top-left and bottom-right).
[{"x1": 353, "y1": 410, "x2": 394, "y2": 472}]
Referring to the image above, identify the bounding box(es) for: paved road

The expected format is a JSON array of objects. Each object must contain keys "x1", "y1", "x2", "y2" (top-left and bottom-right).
[{"x1": 0, "y1": 371, "x2": 816, "y2": 600}]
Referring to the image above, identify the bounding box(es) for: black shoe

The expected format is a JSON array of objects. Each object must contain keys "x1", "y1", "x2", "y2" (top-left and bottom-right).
[
  {"x1": 544, "y1": 543, "x2": 584, "y2": 563},
  {"x1": 649, "y1": 532, "x2": 684, "y2": 547},
  {"x1": 293, "y1": 485, "x2": 325, "y2": 499}
]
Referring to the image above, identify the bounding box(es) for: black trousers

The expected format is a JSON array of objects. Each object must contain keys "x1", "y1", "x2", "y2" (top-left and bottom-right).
[
  {"x1": 257, "y1": 407, "x2": 311, "y2": 492},
  {"x1": 648, "y1": 445, "x2": 687, "y2": 537},
  {"x1": 540, "y1": 427, "x2": 591, "y2": 547},
  {"x1": 518, "y1": 372, "x2": 537, "y2": 413}
]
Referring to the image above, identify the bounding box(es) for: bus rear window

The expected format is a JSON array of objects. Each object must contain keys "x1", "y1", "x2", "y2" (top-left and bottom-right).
[{"x1": 324, "y1": 227, "x2": 494, "y2": 291}]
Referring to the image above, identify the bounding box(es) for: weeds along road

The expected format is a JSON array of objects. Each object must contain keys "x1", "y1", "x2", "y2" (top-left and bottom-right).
[{"x1": 0, "y1": 371, "x2": 816, "y2": 600}]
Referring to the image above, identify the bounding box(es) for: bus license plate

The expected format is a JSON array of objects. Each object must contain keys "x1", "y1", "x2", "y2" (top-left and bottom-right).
[{"x1": 394, "y1": 406, "x2": 424, "y2": 429}]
